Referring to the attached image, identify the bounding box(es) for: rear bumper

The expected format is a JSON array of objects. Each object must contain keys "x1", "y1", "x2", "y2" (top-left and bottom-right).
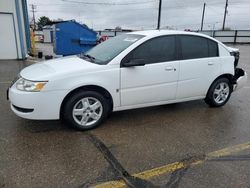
[{"x1": 233, "y1": 68, "x2": 247, "y2": 91}]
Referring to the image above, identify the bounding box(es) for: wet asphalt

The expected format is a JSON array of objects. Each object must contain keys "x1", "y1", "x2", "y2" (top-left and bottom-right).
[{"x1": 0, "y1": 45, "x2": 250, "y2": 188}]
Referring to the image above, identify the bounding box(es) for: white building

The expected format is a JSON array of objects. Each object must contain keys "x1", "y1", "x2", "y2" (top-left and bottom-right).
[
  {"x1": 43, "y1": 25, "x2": 53, "y2": 43},
  {"x1": 0, "y1": 0, "x2": 30, "y2": 60}
]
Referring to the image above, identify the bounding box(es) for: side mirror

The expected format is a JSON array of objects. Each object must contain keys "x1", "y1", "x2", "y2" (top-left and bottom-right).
[{"x1": 122, "y1": 59, "x2": 145, "y2": 67}]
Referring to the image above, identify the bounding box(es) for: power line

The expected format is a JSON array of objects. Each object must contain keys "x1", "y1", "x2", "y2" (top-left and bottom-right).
[
  {"x1": 32, "y1": 0, "x2": 250, "y2": 30},
  {"x1": 60, "y1": 0, "x2": 157, "y2": 5},
  {"x1": 35, "y1": 1, "x2": 250, "y2": 8},
  {"x1": 206, "y1": 5, "x2": 223, "y2": 15},
  {"x1": 35, "y1": 5, "x2": 158, "y2": 12}
]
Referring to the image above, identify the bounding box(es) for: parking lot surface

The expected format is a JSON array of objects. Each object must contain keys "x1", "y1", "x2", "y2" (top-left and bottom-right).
[{"x1": 0, "y1": 45, "x2": 250, "y2": 188}]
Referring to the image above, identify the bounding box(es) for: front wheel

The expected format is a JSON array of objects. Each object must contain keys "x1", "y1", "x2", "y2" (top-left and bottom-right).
[
  {"x1": 205, "y1": 78, "x2": 232, "y2": 107},
  {"x1": 62, "y1": 91, "x2": 110, "y2": 130}
]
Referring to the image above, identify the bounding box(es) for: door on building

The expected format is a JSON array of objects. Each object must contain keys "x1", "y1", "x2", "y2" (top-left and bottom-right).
[{"x1": 0, "y1": 13, "x2": 18, "y2": 59}]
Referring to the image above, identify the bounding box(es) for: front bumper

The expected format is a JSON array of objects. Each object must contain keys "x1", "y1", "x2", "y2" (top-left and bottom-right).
[
  {"x1": 233, "y1": 68, "x2": 248, "y2": 91},
  {"x1": 8, "y1": 84, "x2": 67, "y2": 120}
]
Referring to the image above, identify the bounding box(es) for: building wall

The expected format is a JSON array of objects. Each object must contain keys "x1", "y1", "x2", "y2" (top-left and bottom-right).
[{"x1": 0, "y1": 0, "x2": 30, "y2": 59}]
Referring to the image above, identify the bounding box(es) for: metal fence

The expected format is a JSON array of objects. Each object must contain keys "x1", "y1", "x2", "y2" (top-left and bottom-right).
[
  {"x1": 198, "y1": 30, "x2": 250, "y2": 44},
  {"x1": 97, "y1": 30, "x2": 250, "y2": 44},
  {"x1": 97, "y1": 30, "x2": 131, "y2": 37}
]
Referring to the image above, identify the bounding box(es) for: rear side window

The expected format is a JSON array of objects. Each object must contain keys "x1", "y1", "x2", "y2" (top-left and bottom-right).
[
  {"x1": 127, "y1": 35, "x2": 176, "y2": 64},
  {"x1": 179, "y1": 35, "x2": 218, "y2": 60},
  {"x1": 208, "y1": 39, "x2": 218, "y2": 57}
]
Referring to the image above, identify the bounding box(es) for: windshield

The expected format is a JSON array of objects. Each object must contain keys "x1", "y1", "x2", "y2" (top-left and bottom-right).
[{"x1": 80, "y1": 34, "x2": 144, "y2": 65}]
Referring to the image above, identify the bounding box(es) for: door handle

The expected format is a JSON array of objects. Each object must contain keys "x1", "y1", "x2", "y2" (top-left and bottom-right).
[
  {"x1": 208, "y1": 62, "x2": 214, "y2": 65},
  {"x1": 165, "y1": 67, "x2": 176, "y2": 71}
]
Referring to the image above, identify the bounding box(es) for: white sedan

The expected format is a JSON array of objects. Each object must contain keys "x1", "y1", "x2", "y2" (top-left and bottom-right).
[{"x1": 8, "y1": 30, "x2": 247, "y2": 130}]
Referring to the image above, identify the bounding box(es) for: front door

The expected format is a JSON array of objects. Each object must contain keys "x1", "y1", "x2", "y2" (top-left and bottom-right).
[{"x1": 120, "y1": 35, "x2": 179, "y2": 107}]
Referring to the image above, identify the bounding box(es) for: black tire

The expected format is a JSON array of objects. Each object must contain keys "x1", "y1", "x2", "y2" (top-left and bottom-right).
[
  {"x1": 205, "y1": 78, "x2": 232, "y2": 107},
  {"x1": 62, "y1": 90, "x2": 110, "y2": 130}
]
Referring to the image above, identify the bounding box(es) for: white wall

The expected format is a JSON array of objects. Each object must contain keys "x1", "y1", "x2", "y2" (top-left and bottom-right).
[
  {"x1": 0, "y1": 0, "x2": 28, "y2": 59},
  {"x1": 0, "y1": 14, "x2": 18, "y2": 59},
  {"x1": 43, "y1": 29, "x2": 52, "y2": 43}
]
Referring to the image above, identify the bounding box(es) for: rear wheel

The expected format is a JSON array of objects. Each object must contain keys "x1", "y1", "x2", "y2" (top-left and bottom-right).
[
  {"x1": 62, "y1": 91, "x2": 110, "y2": 130},
  {"x1": 205, "y1": 78, "x2": 232, "y2": 107}
]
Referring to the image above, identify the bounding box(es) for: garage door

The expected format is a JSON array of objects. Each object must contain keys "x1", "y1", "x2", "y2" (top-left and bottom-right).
[{"x1": 0, "y1": 13, "x2": 18, "y2": 59}]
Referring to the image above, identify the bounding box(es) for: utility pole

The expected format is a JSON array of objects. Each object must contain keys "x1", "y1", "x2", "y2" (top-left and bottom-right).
[
  {"x1": 157, "y1": 0, "x2": 162, "y2": 29},
  {"x1": 200, "y1": 3, "x2": 206, "y2": 31},
  {"x1": 30, "y1": 4, "x2": 36, "y2": 31},
  {"x1": 222, "y1": 0, "x2": 228, "y2": 30}
]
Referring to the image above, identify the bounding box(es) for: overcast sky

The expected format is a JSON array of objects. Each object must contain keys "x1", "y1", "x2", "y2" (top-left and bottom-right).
[{"x1": 27, "y1": 0, "x2": 250, "y2": 30}]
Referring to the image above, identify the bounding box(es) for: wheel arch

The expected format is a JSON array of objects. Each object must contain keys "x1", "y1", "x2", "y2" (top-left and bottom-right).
[
  {"x1": 214, "y1": 73, "x2": 234, "y2": 84},
  {"x1": 206, "y1": 73, "x2": 234, "y2": 96},
  {"x1": 60, "y1": 85, "x2": 114, "y2": 118}
]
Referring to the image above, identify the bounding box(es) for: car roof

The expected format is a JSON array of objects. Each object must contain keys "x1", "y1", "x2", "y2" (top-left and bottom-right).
[
  {"x1": 127, "y1": 29, "x2": 230, "y2": 53},
  {"x1": 129, "y1": 29, "x2": 213, "y2": 39}
]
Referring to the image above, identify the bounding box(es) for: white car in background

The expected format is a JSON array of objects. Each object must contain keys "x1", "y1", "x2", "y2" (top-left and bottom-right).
[{"x1": 8, "y1": 30, "x2": 247, "y2": 130}]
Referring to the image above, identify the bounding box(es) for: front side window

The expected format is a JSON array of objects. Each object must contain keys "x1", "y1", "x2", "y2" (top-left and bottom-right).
[
  {"x1": 179, "y1": 35, "x2": 218, "y2": 60},
  {"x1": 124, "y1": 35, "x2": 176, "y2": 64},
  {"x1": 80, "y1": 34, "x2": 144, "y2": 64}
]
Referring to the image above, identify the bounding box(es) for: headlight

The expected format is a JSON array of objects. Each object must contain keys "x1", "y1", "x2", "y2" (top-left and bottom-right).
[{"x1": 16, "y1": 78, "x2": 47, "y2": 92}]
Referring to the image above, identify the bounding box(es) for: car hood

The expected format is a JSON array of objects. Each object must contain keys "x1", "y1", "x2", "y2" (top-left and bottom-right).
[{"x1": 20, "y1": 56, "x2": 102, "y2": 80}]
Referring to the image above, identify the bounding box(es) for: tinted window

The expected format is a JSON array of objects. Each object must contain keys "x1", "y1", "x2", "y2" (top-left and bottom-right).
[
  {"x1": 126, "y1": 36, "x2": 176, "y2": 64},
  {"x1": 180, "y1": 35, "x2": 209, "y2": 60},
  {"x1": 208, "y1": 39, "x2": 218, "y2": 57}
]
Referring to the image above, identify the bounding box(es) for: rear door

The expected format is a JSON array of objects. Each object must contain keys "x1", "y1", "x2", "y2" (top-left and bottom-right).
[
  {"x1": 120, "y1": 35, "x2": 179, "y2": 106},
  {"x1": 176, "y1": 35, "x2": 221, "y2": 99}
]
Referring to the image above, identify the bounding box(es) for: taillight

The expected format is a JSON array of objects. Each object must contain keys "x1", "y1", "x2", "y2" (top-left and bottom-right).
[{"x1": 230, "y1": 51, "x2": 240, "y2": 67}]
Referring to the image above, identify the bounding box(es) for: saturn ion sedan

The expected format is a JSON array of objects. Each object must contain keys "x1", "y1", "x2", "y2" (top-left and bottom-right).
[{"x1": 8, "y1": 30, "x2": 247, "y2": 130}]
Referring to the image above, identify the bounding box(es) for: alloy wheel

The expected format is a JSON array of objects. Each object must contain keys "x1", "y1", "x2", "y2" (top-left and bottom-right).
[
  {"x1": 72, "y1": 97, "x2": 103, "y2": 126},
  {"x1": 213, "y1": 82, "x2": 230, "y2": 104}
]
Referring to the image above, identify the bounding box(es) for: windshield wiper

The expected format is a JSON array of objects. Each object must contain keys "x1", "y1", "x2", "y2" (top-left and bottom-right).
[
  {"x1": 80, "y1": 54, "x2": 97, "y2": 63},
  {"x1": 80, "y1": 53, "x2": 105, "y2": 65},
  {"x1": 83, "y1": 54, "x2": 95, "y2": 60}
]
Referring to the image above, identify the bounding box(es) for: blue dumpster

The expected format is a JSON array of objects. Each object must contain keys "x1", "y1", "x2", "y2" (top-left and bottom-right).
[{"x1": 53, "y1": 20, "x2": 97, "y2": 56}]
